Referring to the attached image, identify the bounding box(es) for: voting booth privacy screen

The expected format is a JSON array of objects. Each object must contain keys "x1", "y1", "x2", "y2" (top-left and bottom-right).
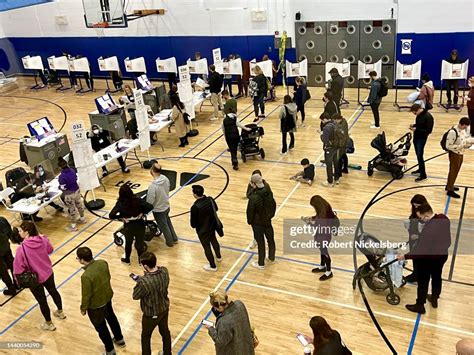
[
  {"x1": 95, "y1": 93, "x2": 118, "y2": 114},
  {"x1": 27, "y1": 117, "x2": 56, "y2": 141},
  {"x1": 136, "y1": 74, "x2": 153, "y2": 91}
]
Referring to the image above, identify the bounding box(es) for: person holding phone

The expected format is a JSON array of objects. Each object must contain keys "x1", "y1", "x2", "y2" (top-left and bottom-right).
[
  {"x1": 303, "y1": 316, "x2": 351, "y2": 354},
  {"x1": 76, "y1": 247, "x2": 125, "y2": 355},
  {"x1": 132, "y1": 252, "x2": 171, "y2": 355}
]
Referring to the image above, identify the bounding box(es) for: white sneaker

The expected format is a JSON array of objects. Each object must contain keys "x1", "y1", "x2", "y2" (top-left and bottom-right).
[
  {"x1": 203, "y1": 264, "x2": 217, "y2": 272},
  {"x1": 53, "y1": 310, "x2": 67, "y2": 319},
  {"x1": 266, "y1": 258, "x2": 276, "y2": 265},
  {"x1": 209, "y1": 116, "x2": 219, "y2": 121},
  {"x1": 370, "y1": 125, "x2": 380, "y2": 129},
  {"x1": 301, "y1": 123, "x2": 306, "y2": 127},
  {"x1": 334, "y1": 179, "x2": 340, "y2": 185},
  {"x1": 251, "y1": 261, "x2": 265, "y2": 270},
  {"x1": 66, "y1": 224, "x2": 78, "y2": 232},
  {"x1": 78, "y1": 217, "x2": 87, "y2": 224},
  {"x1": 321, "y1": 181, "x2": 334, "y2": 187},
  {"x1": 216, "y1": 257, "x2": 223, "y2": 262},
  {"x1": 280, "y1": 151, "x2": 288, "y2": 156},
  {"x1": 40, "y1": 322, "x2": 56, "y2": 331},
  {"x1": 249, "y1": 240, "x2": 257, "y2": 249}
]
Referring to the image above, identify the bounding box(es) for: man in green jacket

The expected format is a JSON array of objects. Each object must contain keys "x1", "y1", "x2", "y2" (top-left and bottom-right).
[
  {"x1": 247, "y1": 174, "x2": 276, "y2": 270},
  {"x1": 77, "y1": 247, "x2": 125, "y2": 355}
]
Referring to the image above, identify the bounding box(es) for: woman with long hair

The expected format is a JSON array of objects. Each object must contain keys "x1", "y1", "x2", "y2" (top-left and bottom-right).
[
  {"x1": 279, "y1": 95, "x2": 297, "y2": 155},
  {"x1": 404, "y1": 194, "x2": 429, "y2": 283},
  {"x1": 109, "y1": 185, "x2": 153, "y2": 265},
  {"x1": 13, "y1": 221, "x2": 66, "y2": 331},
  {"x1": 170, "y1": 94, "x2": 189, "y2": 147},
  {"x1": 303, "y1": 195, "x2": 338, "y2": 281},
  {"x1": 308, "y1": 316, "x2": 351, "y2": 354},
  {"x1": 249, "y1": 65, "x2": 268, "y2": 122}
]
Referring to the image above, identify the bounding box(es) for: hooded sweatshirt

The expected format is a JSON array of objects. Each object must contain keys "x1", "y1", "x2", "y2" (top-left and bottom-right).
[
  {"x1": 58, "y1": 167, "x2": 80, "y2": 194},
  {"x1": 418, "y1": 81, "x2": 434, "y2": 107},
  {"x1": 279, "y1": 102, "x2": 298, "y2": 132},
  {"x1": 13, "y1": 235, "x2": 53, "y2": 284},
  {"x1": 146, "y1": 174, "x2": 171, "y2": 213}
]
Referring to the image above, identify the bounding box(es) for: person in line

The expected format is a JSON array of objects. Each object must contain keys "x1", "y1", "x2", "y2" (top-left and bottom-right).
[
  {"x1": 398, "y1": 203, "x2": 451, "y2": 314},
  {"x1": 303, "y1": 195, "x2": 339, "y2": 281},
  {"x1": 247, "y1": 174, "x2": 276, "y2": 270},
  {"x1": 170, "y1": 94, "x2": 189, "y2": 147},
  {"x1": 262, "y1": 54, "x2": 277, "y2": 101},
  {"x1": 367, "y1": 70, "x2": 382, "y2": 129},
  {"x1": 30, "y1": 165, "x2": 64, "y2": 212},
  {"x1": 445, "y1": 117, "x2": 473, "y2": 198},
  {"x1": 109, "y1": 185, "x2": 153, "y2": 265},
  {"x1": 58, "y1": 157, "x2": 86, "y2": 232},
  {"x1": 223, "y1": 56, "x2": 234, "y2": 97},
  {"x1": 414, "y1": 73, "x2": 435, "y2": 110},
  {"x1": 333, "y1": 113, "x2": 350, "y2": 175},
  {"x1": 279, "y1": 95, "x2": 297, "y2": 155},
  {"x1": 445, "y1": 49, "x2": 462, "y2": 108},
  {"x1": 403, "y1": 194, "x2": 429, "y2": 283},
  {"x1": 208, "y1": 64, "x2": 224, "y2": 121},
  {"x1": 290, "y1": 158, "x2": 315, "y2": 186},
  {"x1": 327, "y1": 67, "x2": 344, "y2": 107},
  {"x1": 240, "y1": 59, "x2": 250, "y2": 97},
  {"x1": 190, "y1": 185, "x2": 222, "y2": 272},
  {"x1": 294, "y1": 76, "x2": 308, "y2": 127},
  {"x1": 13, "y1": 221, "x2": 66, "y2": 330},
  {"x1": 304, "y1": 316, "x2": 352, "y2": 355},
  {"x1": 0, "y1": 217, "x2": 17, "y2": 296},
  {"x1": 409, "y1": 104, "x2": 434, "y2": 182},
  {"x1": 222, "y1": 106, "x2": 251, "y2": 170},
  {"x1": 146, "y1": 163, "x2": 178, "y2": 247},
  {"x1": 204, "y1": 290, "x2": 255, "y2": 355},
  {"x1": 465, "y1": 77, "x2": 474, "y2": 136},
  {"x1": 222, "y1": 89, "x2": 237, "y2": 115},
  {"x1": 133, "y1": 252, "x2": 171, "y2": 355},
  {"x1": 88, "y1": 124, "x2": 130, "y2": 177},
  {"x1": 320, "y1": 115, "x2": 340, "y2": 187},
  {"x1": 249, "y1": 65, "x2": 268, "y2": 122},
  {"x1": 322, "y1": 92, "x2": 340, "y2": 119},
  {"x1": 77, "y1": 247, "x2": 125, "y2": 355}
]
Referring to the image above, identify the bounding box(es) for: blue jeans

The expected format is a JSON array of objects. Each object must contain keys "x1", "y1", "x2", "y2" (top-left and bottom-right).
[
  {"x1": 414, "y1": 136, "x2": 428, "y2": 178},
  {"x1": 153, "y1": 209, "x2": 178, "y2": 247}
]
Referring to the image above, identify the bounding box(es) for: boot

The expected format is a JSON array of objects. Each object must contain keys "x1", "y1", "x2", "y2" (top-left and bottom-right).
[{"x1": 178, "y1": 137, "x2": 185, "y2": 147}]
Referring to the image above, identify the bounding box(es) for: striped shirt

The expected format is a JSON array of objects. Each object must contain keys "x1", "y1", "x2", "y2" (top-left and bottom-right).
[{"x1": 132, "y1": 267, "x2": 170, "y2": 316}]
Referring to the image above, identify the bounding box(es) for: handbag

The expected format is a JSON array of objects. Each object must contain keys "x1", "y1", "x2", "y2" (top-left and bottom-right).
[
  {"x1": 16, "y1": 244, "x2": 39, "y2": 288},
  {"x1": 209, "y1": 197, "x2": 224, "y2": 237}
]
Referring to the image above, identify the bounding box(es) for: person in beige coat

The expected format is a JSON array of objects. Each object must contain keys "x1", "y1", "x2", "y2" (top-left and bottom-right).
[{"x1": 170, "y1": 94, "x2": 189, "y2": 147}]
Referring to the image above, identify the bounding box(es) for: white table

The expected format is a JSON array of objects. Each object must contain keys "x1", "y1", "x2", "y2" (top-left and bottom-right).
[
  {"x1": 93, "y1": 138, "x2": 140, "y2": 169},
  {"x1": 149, "y1": 109, "x2": 173, "y2": 133},
  {"x1": 194, "y1": 91, "x2": 211, "y2": 112}
]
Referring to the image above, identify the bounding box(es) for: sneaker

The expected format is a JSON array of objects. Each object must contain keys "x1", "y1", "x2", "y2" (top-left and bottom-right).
[
  {"x1": 311, "y1": 267, "x2": 326, "y2": 273},
  {"x1": 3, "y1": 288, "x2": 16, "y2": 296},
  {"x1": 280, "y1": 151, "x2": 288, "y2": 156},
  {"x1": 319, "y1": 272, "x2": 333, "y2": 281},
  {"x1": 334, "y1": 179, "x2": 340, "y2": 185},
  {"x1": 427, "y1": 294, "x2": 438, "y2": 308},
  {"x1": 308, "y1": 180, "x2": 313, "y2": 186},
  {"x1": 102, "y1": 170, "x2": 109, "y2": 177},
  {"x1": 251, "y1": 261, "x2": 265, "y2": 270},
  {"x1": 122, "y1": 167, "x2": 130, "y2": 173},
  {"x1": 113, "y1": 338, "x2": 126, "y2": 348},
  {"x1": 249, "y1": 240, "x2": 257, "y2": 249},
  {"x1": 405, "y1": 304, "x2": 426, "y2": 314},
  {"x1": 216, "y1": 257, "x2": 223, "y2": 263},
  {"x1": 102, "y1": 350, "x2": 116, "y2": 355},
  {"x1": 40, "y1": 322, "x2": 56, "y2": 331},
  {"x1": 53, "y1": 310, "x2": 67, "y2": 319},
  {"x1": 370, "y1": 125, "x2": 380, "y2": 129},
  {"x1": 289, "y1": 145, "x2": 295, "y2": 150},
  {"x1": 300, "y1": 123, "x2": 306, "y2": 127},
  {"x1": 66, "y1": 224, "x2": 78, "y2": 232},
  {"x1": 233, "y1": 165, "x2": 239, "y2": 170},
  {"x1": 203, "y1": 264, "x2": 217, "y2": 272},
  {"x1": 209, "y1": 116, "x2": 219, "y2": 121},
  {"x1": 266, "y1": 258, "x2": 276, "y2": 265},
  {"x1": 415, "y1": 176, "x2": 427, "y2": 182},
  {"x1": 253, "y1": 117, "x2": 259, "y2": 122},
  {"x1": 342, "y1": 169, "x2": 349, "y2": 174},
  {"x1": 321, "y1": 181, "x2": 334, "y2": 187},
  {"x1": 78, "y1": 217, "x2": 87, "y2": 224},
  {"x1": 120, "y1": 258, "x2": 131, "y2": 265},
  {"x1": 447, "y1": 191, "x2": 460, "y2": 198},
  {"x1": 173, "y1": 240, "x2": 179, "y2": 244},
  {"x1": 258, "y1": 114, "x2": 266, "y2": 118}
]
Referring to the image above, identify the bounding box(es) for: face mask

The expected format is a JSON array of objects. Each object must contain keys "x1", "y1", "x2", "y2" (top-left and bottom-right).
[
  {"x1": 39, "y1": 170, "x2": 44, "y2": 176},
  {"x1": 93, "y1": 129, "x2": 99, "y2": 135}
]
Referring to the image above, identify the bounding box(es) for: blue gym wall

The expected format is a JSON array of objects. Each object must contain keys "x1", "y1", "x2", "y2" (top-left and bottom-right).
[{"x1": 4, "y1": 31, "x2": 473, "y2": 88}]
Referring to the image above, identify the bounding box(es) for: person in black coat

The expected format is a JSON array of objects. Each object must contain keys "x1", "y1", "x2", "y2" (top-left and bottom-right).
[
  {"x1": 445, "y1": 49, "x2": 462, "y2": 107},
  {"x1": 327, "y1": 68, "x2": 344, "y2": 106},
  {"x1": 221, "y1": 107, "x2": 251, "y2": 170},
  {"x1": 208, "y1": 65, "x2": 224, "y2": 121},
  {"x1": 250, "y1": 65, "x2": 268, "y2": 122},
  {"x1": 190, "y1": 185, "x2": 222, "y2": 272},
  {"x1": 88, "y1": 124, "x2": 130, "y2": 177},
  {"x1": 322, "y1": 92, "x2": 340, "y2": 119},
  {"x1": 0, "y1": 217, "x2": 17, "y2": 296},
  {"x1": 109, "y1": 185, "x2": 153, "y2": 265},
  {"x1": 409, "y1": 104, "x2": 434, "y2": 182},
  {"x1": 293, "y1": 77, "x2": 308, "y2": 126}
]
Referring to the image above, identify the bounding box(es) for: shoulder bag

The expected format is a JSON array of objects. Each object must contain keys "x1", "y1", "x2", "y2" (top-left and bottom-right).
[
  {"x1": 16, "y1": 244, "x2": 39, "y2": 288},
  {"x1": 209, "y1": 197, "x2": 224, "y2": 237}
]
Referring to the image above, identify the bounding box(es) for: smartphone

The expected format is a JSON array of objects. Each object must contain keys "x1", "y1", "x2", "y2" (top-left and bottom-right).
[
  {"x1": 129, "y1": 273, "x2": 139, "y2": 281},
  {"x1": 201, "y1": 319, "x2": 214, "y2": 327},
  {"x1": 296, "y1": 333, "x2": 309, "y2": 346}
]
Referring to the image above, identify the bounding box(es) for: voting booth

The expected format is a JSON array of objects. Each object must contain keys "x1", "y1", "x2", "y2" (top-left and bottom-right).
[
  {"x1": 98, "y1": 56, "x2": 121, "y2": 93},
  {"x1": 438, "y1": 59, "x2": 470, "y2": 111},
  {"x1": 357, "y1": 60, "x2": 382, "y2": 105},
  {"x1": 22, "y1": 55, "x2": 46, "y2": 90},
  {"x1": 394, "y1": 60, "x2": 422, "y2": 111},
  {"x1": 47, "y1": 55, "x2": 71, "y2": 91}
]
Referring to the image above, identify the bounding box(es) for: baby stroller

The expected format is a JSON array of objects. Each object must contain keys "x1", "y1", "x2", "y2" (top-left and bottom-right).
[
  {"x1": 113, "y1": 218, "x2": 162, "y2": 252},
  {"x1": 239, "y1": 124, "x2": 265, "y2": 162},
  {"x1": 367, "y1": 132, "x2": 411, "y2": 179},
  {"x1": 352, "y1": 233, "x2": 406, "y2": 305}
]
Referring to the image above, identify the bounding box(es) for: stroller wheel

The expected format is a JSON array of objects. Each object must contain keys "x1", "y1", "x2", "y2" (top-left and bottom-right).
[
  {"x1": 241, "y1": 151, "x2": 247, "y2": 163},
  {"x1": 386, "y1": 293, "x2": 400, "y2": 305},
  {"x1": 114, "y1": 234, "x2": 124, "y2": 246},
  {"x1": 367, "y1": 166, "x2": 374, "y2": 176},
  {"x1": 392, "y1": 170, "x2": 403, "y2": 179},
  {"x1": 259, "y1": 148, "x2": 265, "y2": 159},
  {"x1": 400, "y1": 277, "x2": 407, "y2": 287}
]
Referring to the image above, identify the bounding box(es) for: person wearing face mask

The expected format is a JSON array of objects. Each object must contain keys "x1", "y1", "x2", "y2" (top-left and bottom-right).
[
  {"x1": 31, "y1": 165, "x2": 64, "y2": 213},
  {"x1": 88, "y1": 125, "x2": 130, "y2": 177}
]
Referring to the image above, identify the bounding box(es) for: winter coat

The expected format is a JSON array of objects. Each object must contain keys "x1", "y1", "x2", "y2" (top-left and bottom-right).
[
  {"x1": 13, "y1": 235, "x2": 54, "y2": 284},
  {"x1": 172, "y1": 105, "x2": 188, "y2": 139},
  {"x1": 279, "y1": 103, "x2": 298, "y2": 133}
]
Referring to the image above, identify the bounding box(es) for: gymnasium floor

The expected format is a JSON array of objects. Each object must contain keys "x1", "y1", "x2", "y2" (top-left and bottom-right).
[{"x1": 0, "y1": 77, "x2": 472, "y2": 354}]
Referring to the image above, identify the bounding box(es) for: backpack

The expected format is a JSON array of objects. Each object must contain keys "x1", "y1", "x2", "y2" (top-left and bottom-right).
[
  {"x1": 262, "y1": 194, "x2": 277, "y2": 220},
  {"x1": 334, "y1": 121, "x2": 349, "y2": 148},
  {"x1": 378, "y1": 79, "x2": 388, "y2": 97},
  {"x1": 284, "y1": 106, "x2": 296, "y2": 131},
  {"x1": 440, "y1": 127, "x2": 458, "y2": 151},
  {"x1": 5, "y1": 167, "x2": 29, "y2": 190},
  {"x1": 305, "y1": 88, "x2": 311, "y2": 102},
  {"x1": 249, "y1": 79, "x2": 259, "y2": 97}
]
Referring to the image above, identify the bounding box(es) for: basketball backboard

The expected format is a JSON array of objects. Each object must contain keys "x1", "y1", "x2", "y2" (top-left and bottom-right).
[{"x1": 83, "y1": 0, "x2": 127, "y2": 28}]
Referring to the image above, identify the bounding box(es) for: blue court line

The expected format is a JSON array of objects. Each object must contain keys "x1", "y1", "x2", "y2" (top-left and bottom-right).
[
  {"x1": 348, "y1": 105, "x2": 365, "y2": 130},
  {"x1": 407, "y1": 313, "x2": 421, "y2": 355},
  {"x1": 444, "y1": 196, "x2": 451, "y2": 215},
  {"x1": 0, "y1": 241, "x2": 114, "y2": 336},
  {"x1": 177, "y1": 252, "x2": 255, "y2": 354}
]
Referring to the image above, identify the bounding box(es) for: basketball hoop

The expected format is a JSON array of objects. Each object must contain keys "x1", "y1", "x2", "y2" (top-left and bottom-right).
[{"x1": 92, "y1": 21, "x2": 109, "y2": 38}]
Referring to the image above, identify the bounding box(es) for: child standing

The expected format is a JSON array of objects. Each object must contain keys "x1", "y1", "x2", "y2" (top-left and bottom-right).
[{"x1": 291, "y1": 159, "x2": 315, "y2": 186}]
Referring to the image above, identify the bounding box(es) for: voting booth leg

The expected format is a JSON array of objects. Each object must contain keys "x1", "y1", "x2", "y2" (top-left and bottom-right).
[
  {"x1": 86, "y1": 189, "x2": 105, "y2": 210},
  {"x1": 30, "y1": 74, "x2": 46, "y2": 90},
  {"x1": 357, "y1": 81, "x2": 371, "y2": 107},
  {"x1": 438, "y1": 79, "x2": 466, "y2": 112},
  {"x1": 105, "y1": 76, "x2": 120, "y2": 94},
  {"x1": 393, "y1": 84, "x2": 412, "y2": 111},
  {"x1": 56, "y1": 77, "x2": 72, "y2": 92},
  {"x1": 340, "y1": 88, "x2": 349, "y2": 106},
  {"x1": 76, "y1": 77, "x2": 92, "y2": 94}
]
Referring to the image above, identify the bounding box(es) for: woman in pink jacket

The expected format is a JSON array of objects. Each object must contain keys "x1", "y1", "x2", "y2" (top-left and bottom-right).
[{"x1": 13, "y1": 221, "x2": 66, "y2": 331}]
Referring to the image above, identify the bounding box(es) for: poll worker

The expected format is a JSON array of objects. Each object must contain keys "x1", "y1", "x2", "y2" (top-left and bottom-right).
[{"x1": 87, "y1": 124, "x2": 130, "y2": 177}]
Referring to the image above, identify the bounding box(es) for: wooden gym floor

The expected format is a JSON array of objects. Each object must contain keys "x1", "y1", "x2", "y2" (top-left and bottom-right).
[{"x1": 0, "y1": 77, "x2": 472, "y2": 354}]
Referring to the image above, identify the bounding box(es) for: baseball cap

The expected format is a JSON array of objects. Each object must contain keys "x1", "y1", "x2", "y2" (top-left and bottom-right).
[{"x1": 251, "y1": 174, "x2": 264, "y2": 188}]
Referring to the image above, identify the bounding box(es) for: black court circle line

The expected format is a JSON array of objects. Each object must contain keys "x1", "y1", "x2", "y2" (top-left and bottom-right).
[
  {"x1": 83, "y1": 156, "x2": 230, "y2": 220},
  {"x1": 0, "y1": 95, "x2": 68, "y2": 171}
]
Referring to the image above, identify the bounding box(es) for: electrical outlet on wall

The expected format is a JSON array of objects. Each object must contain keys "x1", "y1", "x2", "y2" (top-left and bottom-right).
[{"x1": 55, "y1": 15, "x2": 68, "y2": 25}]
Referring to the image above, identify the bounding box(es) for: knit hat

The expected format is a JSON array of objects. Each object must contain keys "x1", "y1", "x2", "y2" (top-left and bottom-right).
[
  {"x1": 421, "y1": 73, "x2": 430, "y2": 82},
  {"x1": 251, "y1": 174, "x2": 264, "y2": 188}
]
